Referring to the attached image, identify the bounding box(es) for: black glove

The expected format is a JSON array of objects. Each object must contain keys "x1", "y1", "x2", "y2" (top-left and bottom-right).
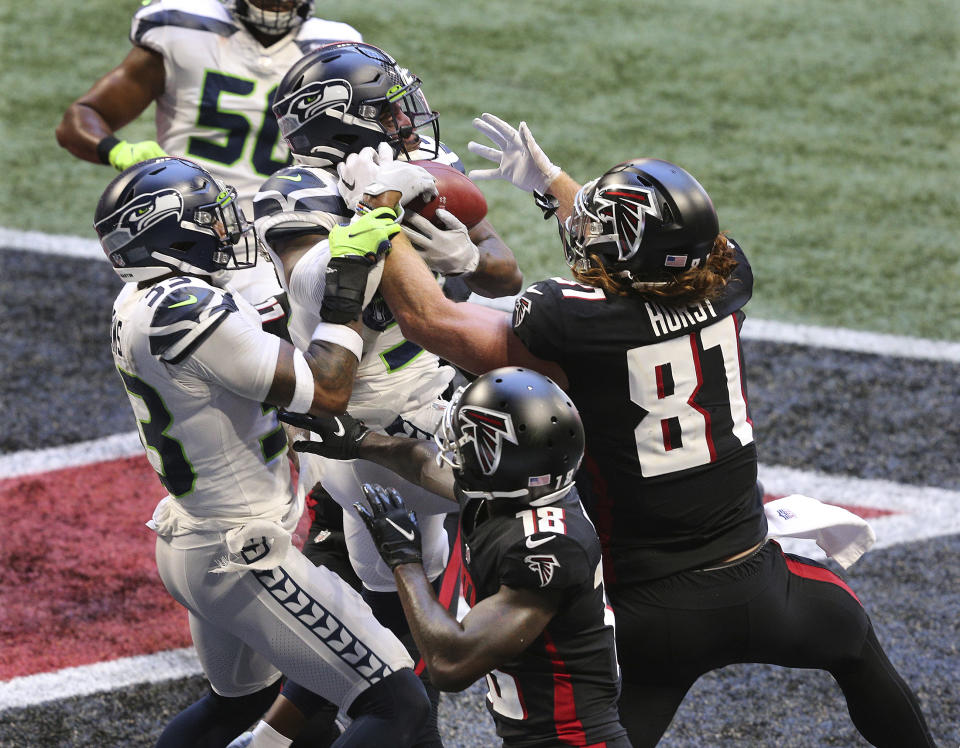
[
  {"x1": 279, "y1": 410, "x2": 369, "y2": 460},
  {"x1": 354, "y1": 483, "x2": 422, "y2": 570}
]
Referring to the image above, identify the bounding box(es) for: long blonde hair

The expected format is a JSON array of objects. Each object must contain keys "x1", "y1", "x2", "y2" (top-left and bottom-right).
[{"x1": 572, "y1": 233, "x2": 737, "y2": 306}]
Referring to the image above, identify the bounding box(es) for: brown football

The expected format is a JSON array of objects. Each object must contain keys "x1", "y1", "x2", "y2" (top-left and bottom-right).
[{"x1": 405, "y1": 160, "x2": 488, "y2": 229}]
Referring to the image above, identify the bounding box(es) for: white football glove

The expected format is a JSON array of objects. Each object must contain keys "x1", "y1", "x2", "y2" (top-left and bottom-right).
[
  {"x1": 467, "y1": 113, "x2": 561, "y2": 194},
  {"x1": 337, "y1": 142, "x2": 438, "y2": 210},
  {"x1": 403, "y1": 209, "x2": 480, "y2": 276}
]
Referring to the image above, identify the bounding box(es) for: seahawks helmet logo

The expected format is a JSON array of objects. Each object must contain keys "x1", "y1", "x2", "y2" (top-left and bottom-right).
[
  {"x1": 594, "y1": 184, "x2": 662, "y2": 262},
  {"x1": 457, "y1": 406, "x2": 518, "y2": 476},
  {"x1": 524, "y1": 553, "x2": 560, "y2": 587},
  {"x1": 276, "y1": 80, "x2": 352, "y2": 130},
  {"x1": 97, "y1": 188, "x2": 184, "y2": 255}
]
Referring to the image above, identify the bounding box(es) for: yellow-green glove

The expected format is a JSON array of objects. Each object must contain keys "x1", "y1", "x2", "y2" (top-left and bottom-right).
[
  {"x1": 322, "y1": 207, "x2": 400, "y2": 323},
  {"x1": 106, "y1": 139, "x2": 168, "y2": 171}
]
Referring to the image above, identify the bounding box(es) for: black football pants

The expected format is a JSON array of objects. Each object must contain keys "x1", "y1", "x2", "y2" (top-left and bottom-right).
[{"x1": 609, "y1": 540, "x2": 935, "y2": 748}]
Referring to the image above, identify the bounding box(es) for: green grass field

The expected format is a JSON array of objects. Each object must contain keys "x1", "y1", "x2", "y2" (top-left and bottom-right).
[{"x1": 3, "y1": 0, "x2": 957, "y2": 339}]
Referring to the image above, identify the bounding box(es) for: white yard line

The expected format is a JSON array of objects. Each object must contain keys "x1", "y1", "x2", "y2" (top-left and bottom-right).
[{"x1": 0, "y1": 649, "x2": 202, "y2": 711}]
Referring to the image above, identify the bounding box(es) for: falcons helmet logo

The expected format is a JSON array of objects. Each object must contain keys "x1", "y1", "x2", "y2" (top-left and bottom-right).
[
  {"x1": 457, "y1": 406, "x2": 518, "y2": 475},
  {"x1": 594, "y1": 184, "x2": 662, "y2": 262},
  {"x1": 524, "y1": 553, "x2": 560, "y2": 587}
]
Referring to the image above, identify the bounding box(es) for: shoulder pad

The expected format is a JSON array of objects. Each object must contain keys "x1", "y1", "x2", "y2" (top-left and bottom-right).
[
  {"x1": 147, "y1": 280, "x2": 238, "y2": 364},
  {"x1": 296, "y1": 18, "x2": 363, "y2": 52},
  {"x1": 253, "y1": 166, "x2": 345, "y2": 220},
  {"x1": 132, "y1": 0, "x2": 236, "y2": 46}
]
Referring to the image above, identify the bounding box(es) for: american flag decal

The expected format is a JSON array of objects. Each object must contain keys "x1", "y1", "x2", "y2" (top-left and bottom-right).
[
  {"x1": 594, "y1": 184, "x2": 662, "y2": 262},
  {"x1": 458, "y1": 406, "x2": 518, "y2": 475}
]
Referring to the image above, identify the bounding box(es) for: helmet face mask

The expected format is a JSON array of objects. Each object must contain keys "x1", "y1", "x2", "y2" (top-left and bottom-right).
[
  {"x1": 273, "y1": 42, "x2": 439, "y2": 168},
  {"x1": 95, "y1": 158, "x2": 257, "y2": 283},
  {"x1": 230, "y1": 0, "x2": 314, "y2": 36},
  {"x1": 561, "y1": 159, "x2": 719, "y2": 283},
  {"x1": 435, "y1": 368, "x2": 585, "y2": 506}
]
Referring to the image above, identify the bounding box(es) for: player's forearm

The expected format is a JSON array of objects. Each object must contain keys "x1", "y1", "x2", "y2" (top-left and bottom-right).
[
  {"x1": 546, "y1": 172, "x2": 581, "y2": 224},
  {"x1": 55, "y1": 103, "x2": 113, "y2": 163},
  {"x1": 302, "y1": 326, "x2": 362, "y2": 414},
  {"x1": 462, "y1": 222, "x2": 523, "y2": 299},
  {"x1": 357, "y1": 434, "x2": 456, "y2": 501},
  {"x1": 392, "y1": 564, "x2": 485, "y2": 691}
]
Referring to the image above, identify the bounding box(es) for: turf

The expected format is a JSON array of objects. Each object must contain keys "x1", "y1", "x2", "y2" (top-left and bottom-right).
[{"x1": 2, "y1": 0, "x2": 957, "y2": 339}]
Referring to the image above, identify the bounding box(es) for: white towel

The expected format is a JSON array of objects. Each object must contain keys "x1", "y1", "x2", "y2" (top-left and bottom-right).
[{"x1": 764, "y1": 494, "x2": 876, "y2": 568}]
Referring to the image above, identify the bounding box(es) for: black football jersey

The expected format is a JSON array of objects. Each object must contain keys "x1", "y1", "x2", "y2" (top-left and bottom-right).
[
  {"x1": 512, "y1": 241, "x2": 767, "y2": 585},
  {"x1": 458, "y1": 488, "x2": 625, "y2": 747}
]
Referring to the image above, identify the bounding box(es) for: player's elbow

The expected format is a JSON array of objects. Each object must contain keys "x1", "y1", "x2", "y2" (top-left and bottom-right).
[{"x1": 424, "y1": 659, "x2": 481, "y2": 693}]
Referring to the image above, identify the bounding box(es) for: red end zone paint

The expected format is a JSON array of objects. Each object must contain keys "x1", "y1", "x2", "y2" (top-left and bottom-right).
[{"x1": 0, "y1": 457, "x2": 191, "y2": 679}]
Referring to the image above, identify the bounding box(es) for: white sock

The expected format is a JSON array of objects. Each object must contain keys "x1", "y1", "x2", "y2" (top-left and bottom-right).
[{"x1": 249, "y1": 720, "x2": 292, "y2": 748}]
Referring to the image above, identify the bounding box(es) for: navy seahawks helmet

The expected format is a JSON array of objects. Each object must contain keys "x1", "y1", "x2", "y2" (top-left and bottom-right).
[
  {"x1": 229, "y1": 0, "x2": 314, "y2": 35},
  {"x1": 94, "y1": 157, "x2": 257, "y2": 283},
  {"x1": 436, "y1": 368, "x2": 585, "y2": 506},
  {"x1": 272, "y1": 41, "x2": 439, "y2": 168},
  {"x1": 561, "y1": 158, "x2": 719, "y2": 282}
]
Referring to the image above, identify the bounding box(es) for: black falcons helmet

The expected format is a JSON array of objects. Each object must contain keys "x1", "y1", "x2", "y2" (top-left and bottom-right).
[
  {"x1": 436, "y1": 368, "x2": 585, "y2": 506},
  {"x1": 229, "y1": 1, "x2": 314, "y2": 36},
  {"x1": 272, "y1": 41, "x2": 439, "y2": 168},
  {"x1": 561, "y1": 158, "x2": 719, "y2": 282},
  {"x1": 94, "y1": 157, "x2": 256, "y2": 283}
]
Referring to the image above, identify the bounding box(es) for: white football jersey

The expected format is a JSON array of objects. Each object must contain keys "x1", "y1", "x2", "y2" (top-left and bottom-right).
[
  {"x1": 253, "y1": 136, "x2": 466, "y2": 429},
  {"x1": 131, "y1": 0, "x2": 362, "y2": 218},
  {"x1": 111, "y1": 275, "x2": 293, "y2": 528}
]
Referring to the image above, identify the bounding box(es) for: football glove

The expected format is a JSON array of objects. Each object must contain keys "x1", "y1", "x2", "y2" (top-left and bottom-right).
[
  {"x1": 354, "y1": 483, "x2": 423, "y2": 570},
  {"x1": 278, "y1": 410, "x2": 370, "y2": 460},
  {"x1": 337, "y1": 142, "x2": 437, "y2": 211},
  {"x1": 322, "y1": 207, "x2": 399, "y2": 324},
  {"x1": 107, "y1": 139, "x2": 168, "y2": 171},
  {"x1": 467, "y1": 113, "x2": 561, "y2": 194},
  {"x1": 403, "y1": 209, "x2": 480, "y2": 276}
]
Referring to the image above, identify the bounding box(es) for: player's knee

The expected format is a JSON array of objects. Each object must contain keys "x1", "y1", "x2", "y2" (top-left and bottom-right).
[{"x1": 348, "y1": 667, "x2": 430, "y2": 739}]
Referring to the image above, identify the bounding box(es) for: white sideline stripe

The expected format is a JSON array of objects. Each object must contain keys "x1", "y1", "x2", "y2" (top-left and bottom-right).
[
  {"x1": 0, "y1": 227, "x2": 103, "y2": 261},
  {"x1": 0, "y1": 648, "x2": 201, "y2": 711},
  {"x1": 0, "y1": 431, "x2": 142, "y2": 480},
  {"x1": 1, "y1": 225, "x2": 958, "y2": 363}
]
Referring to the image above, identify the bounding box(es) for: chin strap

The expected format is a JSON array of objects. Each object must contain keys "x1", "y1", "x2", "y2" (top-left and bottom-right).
[{"x1": 533, "y1": 190, "x2": 560, "y2": 220}]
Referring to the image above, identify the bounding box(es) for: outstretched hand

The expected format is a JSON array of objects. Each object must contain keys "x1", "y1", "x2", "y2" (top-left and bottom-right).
[
  {"x1": 467, "y1": 113, "x2": 561, "y2": 194},
  {"x1": 279, "y1": 410, "x2": 370, "y2": 460},
  {"x1": 354, "y1": 483, "x2": 423, "y2": 570}
]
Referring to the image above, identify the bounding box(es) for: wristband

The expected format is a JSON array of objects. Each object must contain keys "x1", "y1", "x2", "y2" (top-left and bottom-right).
[
  {"x1": 287, "y1": 350, "x2": 315, "y2": 413},
  {"x1": 311, "y1": 321, "x2": 364, "y2": 361},
  {"x1": 96, "y1": 135, "x2": 121, "y2": 165}
]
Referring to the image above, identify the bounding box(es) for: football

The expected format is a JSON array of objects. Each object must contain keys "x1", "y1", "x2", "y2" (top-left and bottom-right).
[{"x1": 405, "y1": 160, "x2": 488, "y2": 229}]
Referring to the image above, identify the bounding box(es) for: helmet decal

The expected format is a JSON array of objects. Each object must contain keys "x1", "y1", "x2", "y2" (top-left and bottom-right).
[
  {"x1": 458, "y1": 405, "x2": 518, "y2": 476},
  {"x1": 99, "y1": 189, "x2": 184, "y2": 254},
  {"x1": 594, "y1": 183, "x2": 661, "y2": 262},
  {"x1": 524, "y1": 553, "x2": 560, "y2": 587},
  {"x1": 277, "y1": 79, "x2": 352, "y2": 133}
]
